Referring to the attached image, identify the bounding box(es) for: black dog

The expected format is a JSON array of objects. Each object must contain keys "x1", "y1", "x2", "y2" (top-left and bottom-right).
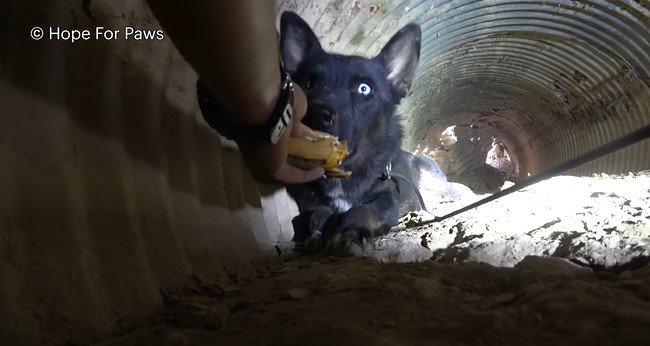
[{"x1": 281, "y1": 11, "x2": 447, "y2": 251}]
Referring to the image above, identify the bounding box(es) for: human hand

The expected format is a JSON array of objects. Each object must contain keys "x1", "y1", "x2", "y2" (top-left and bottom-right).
[{"x1": 236, "y1": 85, "x2": 325, "y2": 184}]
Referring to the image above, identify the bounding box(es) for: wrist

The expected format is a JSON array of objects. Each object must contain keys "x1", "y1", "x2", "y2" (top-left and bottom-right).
[
  {"x1": 234, "y1": 74, "x2": 283, "y2": 126},
  {"x1": 197, "y1": 66, "x2": 295, "y2": 145}
]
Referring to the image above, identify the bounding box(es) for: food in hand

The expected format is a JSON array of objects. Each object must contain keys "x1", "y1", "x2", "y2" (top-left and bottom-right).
[{"x1": 288, "y1": 124, "x2": 352, "y2": 177}]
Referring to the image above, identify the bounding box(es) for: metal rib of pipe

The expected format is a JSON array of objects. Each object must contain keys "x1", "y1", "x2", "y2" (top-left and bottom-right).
[{"x1": 277, "y1": 0, "x2": 650, "y2": 178}]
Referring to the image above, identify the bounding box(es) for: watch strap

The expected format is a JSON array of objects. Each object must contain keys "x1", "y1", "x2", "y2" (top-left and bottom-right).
[{"x1": 196, "y1": 71, "x2": 294, "y2": 144}]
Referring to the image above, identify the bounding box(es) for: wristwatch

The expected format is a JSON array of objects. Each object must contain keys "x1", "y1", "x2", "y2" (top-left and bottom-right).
[{"x1": 196, "y1": 67, "x2": 294, "y2": 145}]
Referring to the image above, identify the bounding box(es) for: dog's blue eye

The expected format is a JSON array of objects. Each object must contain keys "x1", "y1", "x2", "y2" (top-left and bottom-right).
[{"x1": 357, "y1": 83, "x2": 372, "y2": 96}]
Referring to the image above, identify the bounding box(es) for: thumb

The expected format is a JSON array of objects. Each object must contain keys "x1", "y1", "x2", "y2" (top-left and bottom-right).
[{"x1": 290, "y1": 85, "x2": 309, "y2": 137}]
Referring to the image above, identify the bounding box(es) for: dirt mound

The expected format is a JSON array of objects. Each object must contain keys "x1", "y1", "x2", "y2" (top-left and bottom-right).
[{"x1": 375, "y1": 172, "x2": 650, "y2": 267}]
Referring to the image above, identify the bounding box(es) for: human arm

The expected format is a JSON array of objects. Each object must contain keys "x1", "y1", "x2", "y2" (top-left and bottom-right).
[{"x1": 147, "y1": 0, "x2": 324, "y2": 183}]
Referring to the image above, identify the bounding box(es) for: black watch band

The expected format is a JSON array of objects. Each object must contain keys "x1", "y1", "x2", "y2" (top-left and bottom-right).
[{"x1": 196, "y1": 69, "x2": 294, "y2": 144}]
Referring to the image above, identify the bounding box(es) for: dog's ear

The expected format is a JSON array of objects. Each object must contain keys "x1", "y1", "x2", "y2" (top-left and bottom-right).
[
  {"x1": 377, "y1": 23, "x2": 421, "y2": 99},
  {"x1": 280, "y1": 11, "x2": 323, "y2": 74}
]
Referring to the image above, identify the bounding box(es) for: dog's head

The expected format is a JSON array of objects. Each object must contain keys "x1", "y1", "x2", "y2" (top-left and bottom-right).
[{"x1": 280, "y1": 12, "x2": 421, "y2": 168}]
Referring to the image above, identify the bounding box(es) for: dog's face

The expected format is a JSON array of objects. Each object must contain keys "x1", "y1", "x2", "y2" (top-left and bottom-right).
[{"x1": 280, "y1": 12, "x2": 421, "y2": 168}]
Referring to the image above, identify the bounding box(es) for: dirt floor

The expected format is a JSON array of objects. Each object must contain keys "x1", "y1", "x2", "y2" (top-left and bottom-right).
[
  {"x1": 94, "y1": 173, "x2": 650, "y2": 345},
  {"x1": 372, "y1": 172, "x2": 650, "y2": 267},
  {"x1": 95, "y1": 256, "x2": 650, "y2": 346}
]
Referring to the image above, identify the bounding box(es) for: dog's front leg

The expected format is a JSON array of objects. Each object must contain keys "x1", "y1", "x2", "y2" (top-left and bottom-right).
[
  {"x1": 292, "y1": 205, "x2": 337, "y2": 251},
  {"x1": 327, "y1": 187, "x2": 400, "y2": 254}
]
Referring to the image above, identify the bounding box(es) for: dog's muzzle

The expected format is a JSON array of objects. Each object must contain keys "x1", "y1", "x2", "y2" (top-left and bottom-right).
[{"x1": 307, "y1": 103, "x2": 337, "y2": 128}]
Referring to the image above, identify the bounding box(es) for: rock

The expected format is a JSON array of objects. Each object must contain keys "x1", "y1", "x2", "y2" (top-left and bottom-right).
[{"x1": 286, "y1": 288, "x2": 310, "y2": 300}]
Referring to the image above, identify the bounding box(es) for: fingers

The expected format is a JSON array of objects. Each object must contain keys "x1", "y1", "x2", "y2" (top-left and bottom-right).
[
  {"x1": 275, "y1": 163, "x2": 325, "y2": 184},
  {"x1": 287, "y1": 155, "x2": 326, "y2": 170},
  {"x1": 239, "y1": 138, "x2": 324, "y2": 184},
  {"x1": 291, "y1": 122, "x2": 309, "y2": 138}
]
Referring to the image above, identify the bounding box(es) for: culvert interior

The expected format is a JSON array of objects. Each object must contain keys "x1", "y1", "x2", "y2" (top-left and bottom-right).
[
  {"x1": 282, "y1": 0, "x2": 650, "y2": 188},
  {"x1": 1, "y1": 0, "x2": 649, "y2": 345}
]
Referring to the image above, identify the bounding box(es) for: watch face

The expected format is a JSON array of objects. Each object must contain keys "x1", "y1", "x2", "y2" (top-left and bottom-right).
[{"x1": 270, "y1": 102, "x2": 293, "y2": 144}]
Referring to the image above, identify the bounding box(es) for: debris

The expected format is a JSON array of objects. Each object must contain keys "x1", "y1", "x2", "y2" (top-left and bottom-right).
[
  {"x1": 286, "y1": 287, "x2": 310, "y2": 300},
  {"x1": 420, "y1": 232, "x2": 430, "y2": 249}
]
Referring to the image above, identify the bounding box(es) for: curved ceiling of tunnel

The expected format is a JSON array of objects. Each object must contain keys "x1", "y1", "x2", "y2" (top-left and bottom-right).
[{"x1": 277, "y1": 0, "x2": 650, "y2": 177}]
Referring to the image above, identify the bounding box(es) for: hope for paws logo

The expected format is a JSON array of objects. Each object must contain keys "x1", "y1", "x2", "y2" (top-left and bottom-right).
[{"x1": 31, "y1": 26, "x2": 165, "y2": 42}]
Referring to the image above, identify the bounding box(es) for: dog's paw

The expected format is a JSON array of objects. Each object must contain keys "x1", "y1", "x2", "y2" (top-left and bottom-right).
[
  {"x1": 295, "y1": 206, "x2": 384, "y2": 256},
  {"x1": 292, "y1": 206, "x2": 335, "y2": 253},
  {"x1": 305, "y1": 230, "x2": 324, "y2": 252},
  {"x1": 324, "y1": 206, "x2": 378, "y2": 256},
  {"x1": 337, "y1": 205, "x2": 379, "y2": 234},
  {"x1": 310, "y1": 206, "x2": 335, "y2": 233},
  {"x1": 294, "y1": 230, "x2": 325, "y2": 254},
  {"x1": 327, "y1": 229, "x2": 373, "y2": 256}
]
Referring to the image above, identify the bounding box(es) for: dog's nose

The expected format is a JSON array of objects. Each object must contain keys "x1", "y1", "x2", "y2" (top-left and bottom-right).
[{"x1": 308, "y1": 104, "x2": 337, "y2": 128}]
